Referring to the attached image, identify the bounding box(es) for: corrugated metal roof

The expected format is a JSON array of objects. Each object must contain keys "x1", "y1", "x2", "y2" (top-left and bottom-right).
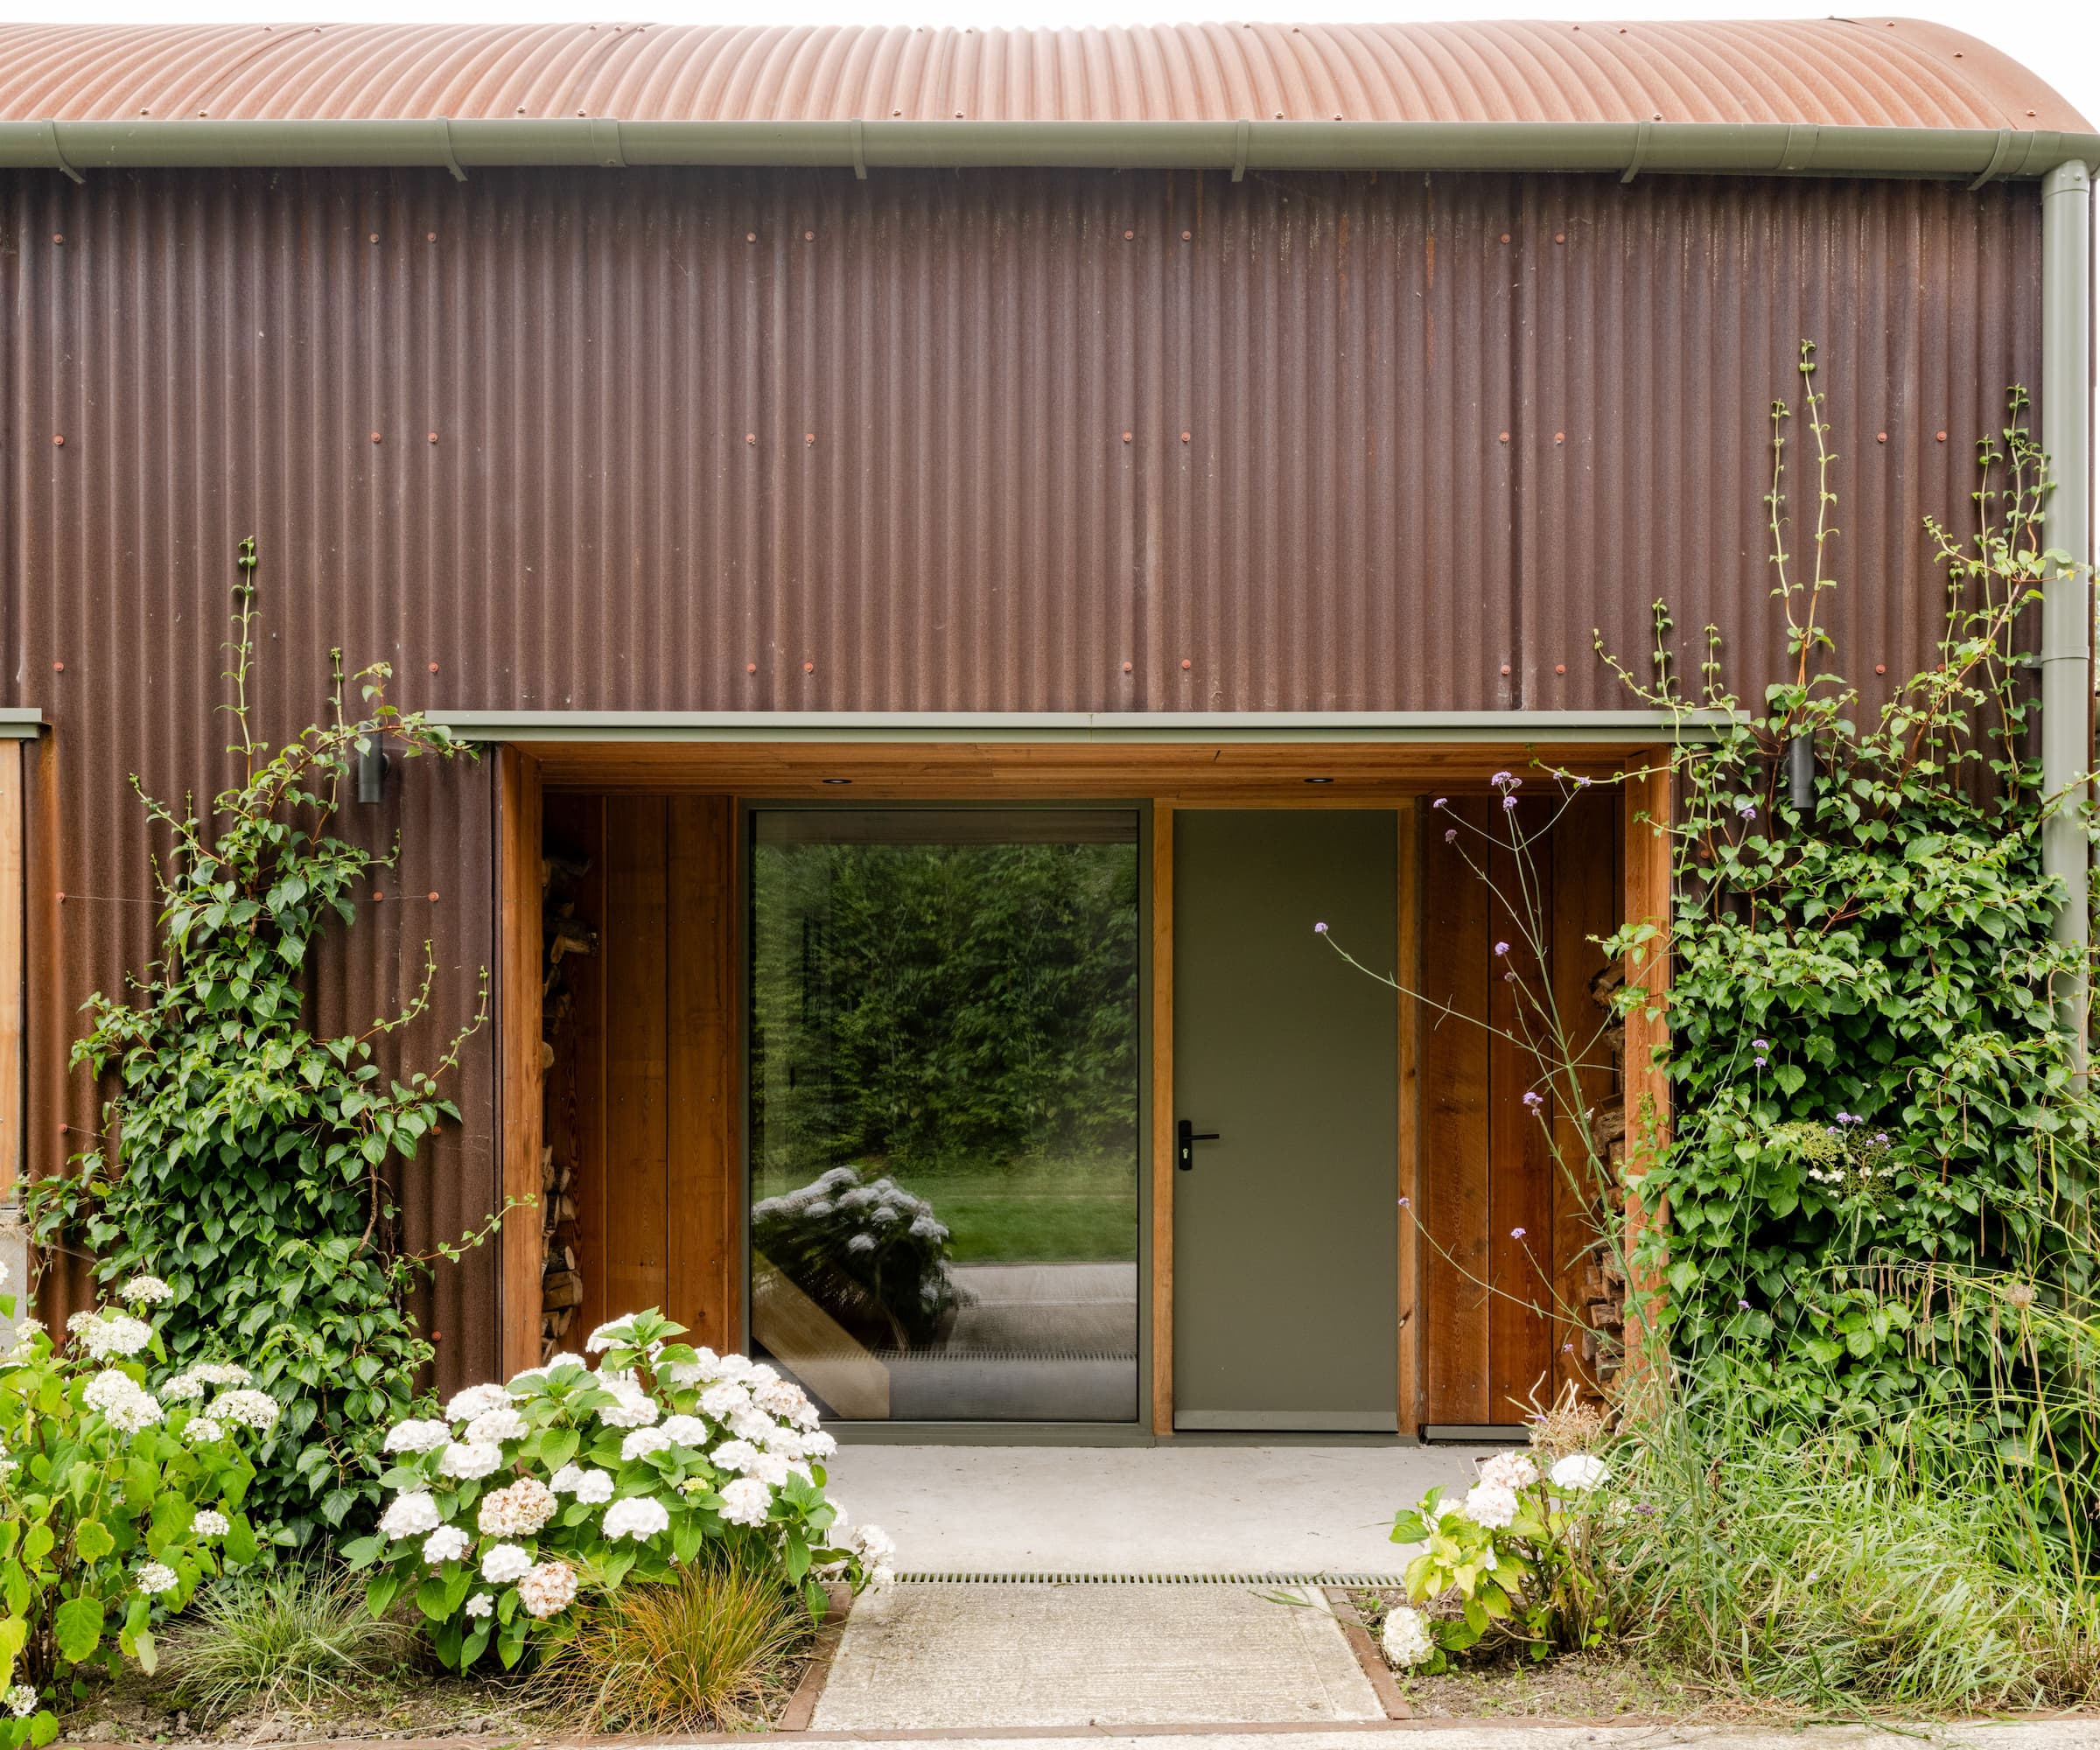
[{"x1": 0, "y1": 18, "x2": 2083, "y2": 133}]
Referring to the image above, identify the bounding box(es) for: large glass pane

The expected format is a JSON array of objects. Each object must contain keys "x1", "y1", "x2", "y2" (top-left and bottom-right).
[{"x1": 748, "y1": 808, "x2": 1140, "y2": 1422}]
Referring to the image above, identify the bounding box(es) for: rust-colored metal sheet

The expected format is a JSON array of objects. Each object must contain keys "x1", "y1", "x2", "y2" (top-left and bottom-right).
[
  {"x1": 0, "y1": 20, "x2": 2082, "y2": 132},
  {"x1": 1, "y1": 163, "x2": 2045, "y2": 1383}
]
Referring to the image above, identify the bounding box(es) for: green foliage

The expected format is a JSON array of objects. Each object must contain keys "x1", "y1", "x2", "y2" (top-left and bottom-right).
[
  {"x1": 160, "y1": 1563, "x2": 417, "y2": 1722},
  {"x1": 0, "y1": 1275, "x2": 270, "y2": 1746},
  {"x1": 528, "y1": 1555, "x2": 810, "y2": 1732},
  {"x1": 1592, "y1": 1388, "x2": 2100, "y2": 1711},
  {"x1": 1596, "y1": 346, "x2": 2099, "y2": 1552},
  {"x1": 24, "y1": 542, "x2": 494, "y2": 1549},
  {"x1": 750, "y1": 835, "x2": 1138, "y2": 1179},
  {"x1": 340, "y1": 1309, "x2": 888, "y2": 1675}
]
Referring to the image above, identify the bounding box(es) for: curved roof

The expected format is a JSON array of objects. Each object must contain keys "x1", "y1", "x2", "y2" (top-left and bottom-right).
[{"x1": 0, "y1": 18, "x2": 2084, "y2": 133}]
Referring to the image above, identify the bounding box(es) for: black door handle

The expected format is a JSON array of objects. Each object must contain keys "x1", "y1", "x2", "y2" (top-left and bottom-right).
[{"x1": 1177, "y1": 1117, "x2": 1220, "y2": 1171}]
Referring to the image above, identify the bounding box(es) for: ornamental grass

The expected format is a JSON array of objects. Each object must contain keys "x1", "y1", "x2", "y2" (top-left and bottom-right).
[{"x1": 159, "y1": 1565, "x2": 418, "y2": 1722}]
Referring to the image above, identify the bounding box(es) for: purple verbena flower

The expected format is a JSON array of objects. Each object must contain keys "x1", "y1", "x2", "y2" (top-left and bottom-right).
[
  {"x1": 1313, "y1": 921, "x2": 1328, "y2": 934},
  {"x1": 1494, "y1": 941, "x2": 1510, "y2": 956},
  {"x1": 1510, "y1": 1227, "x2": 1527, "y2": 1240},
  {"x1": 1490, "y1": 770, "x2": 1512, "y2": 787},
  {"x1": 1522, "y1": 1090, "x2": 1544, "y2": 1110},
  {"x1": 1738, "y1": 1298, "x2": 1751, "y2": 1311},
  {"x1": 1738, "y1": 802, "x2": 1757, "y2": 821},
  {"x1": 1753, "y1": 1039, "x2": 1770, "y2": 1052},
  {"x1": 1444, "y1": 828, "x2": 1457, "y2": 844},
  {"x1": 1432, "y1": 796, "x2": 1447, "y2": 808},
  {"x1": 1502, "y1": 795, "x2": 1519, "y2": 810},
  {"x1": 1754, "y1": 1055, "x2": 1768, "y2": 1068}
]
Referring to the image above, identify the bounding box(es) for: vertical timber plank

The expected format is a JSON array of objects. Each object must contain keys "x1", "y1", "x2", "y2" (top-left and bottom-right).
[
  {"x1": 1548, "y1": 788, "x2": 1620, "y2": 1401},
  {"x1": 604, "y1": 796, "x2": 671, "y2": 1319},
  {"x1": 0, "y1": 743, "x2": 21, "y2": 1202},
  {"x1": 1395, "y1": 800, "x2": 1422, "y2": 1437},
  {"x1": 1420, "y1": 798, "x2": 1492, "y2": 1424},
  {"x1": 1621, "y1": 752, "x2": 1675, "y2": 1384},
  {"x1": 1487, "y1": 818, "x2": 1554, "y2": 1423},
  {"x1": 1151, "y1": 803, "x2": 1174, "y2": 1436},
  {"x1": 566, "y1": 798, "x2": 610, "y2": 1338},
  {"x1": 668, "y1": 796, "x2": 738, "y2": 1354},
  {"x1": 497, "y1": 748, "x2": 545, "y2": 1377}
]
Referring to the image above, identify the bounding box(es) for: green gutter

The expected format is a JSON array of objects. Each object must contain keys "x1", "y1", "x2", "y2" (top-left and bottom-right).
[
  {"x1": 430, "y1": 709, "x2": 1736, "y2": 746},
  {"x1": 1, "y1": 118, "x2": 2095, "y2": 182}
]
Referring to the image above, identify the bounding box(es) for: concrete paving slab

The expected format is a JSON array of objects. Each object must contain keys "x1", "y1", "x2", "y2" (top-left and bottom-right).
[
  {"x1": 810, "y1": 1584, "x2": 1384, "y2": 1730},
  {"x1": 825, "y1": 1445, "x2": 1491, "y2": 1575}
]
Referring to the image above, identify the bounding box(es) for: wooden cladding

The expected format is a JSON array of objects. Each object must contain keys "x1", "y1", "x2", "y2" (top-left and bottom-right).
[
  {"x1": 1412, "y1": 788, "x2": 1622, "y2": 1428},
  {"x1": 542, "y1": 793, "x2": 742, "y2": 1355}
]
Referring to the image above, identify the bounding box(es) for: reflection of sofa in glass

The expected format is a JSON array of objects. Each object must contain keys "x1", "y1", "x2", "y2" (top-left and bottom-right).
[{"x1": 751, "y1": 1165, "x2": 965, "y2": 1352}]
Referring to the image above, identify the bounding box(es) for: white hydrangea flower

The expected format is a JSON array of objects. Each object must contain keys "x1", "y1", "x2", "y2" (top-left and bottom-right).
[
  {"x1": 4, "y1": 1684, "x2": 36, "y2": 1719},
  {"x1": 718, "y1": 1476, "x2": 772, "y2": 1528},
  {"x1": 480, "y1": 1543, "x2": 532, "y2": 1584},
  {"x1": 444, "y1": 1383, "x2": 511, "y2": 1423},
  {"x1": 479, "y1": 1477, "x2": 558, "y2": 1536},
  {"x1": 464, "y1": 1592, "x2": 494, "y2": 1619},
  {"x1": 511, "y1": 1352, "x2": 586, "y2": 1384},
  {"x1": 850, "y1": 1524, "x2": 895, "y2": 1566},
  {"x1": 596, "y1": 1380, "x2": 659, "y2": 1430},
  {"x1": 801, "y1": 1429, "x2": 838, "y2": 1460},
  {"x1": 1549, "y1": 1453, "x2": 1610, "y2": 1492},
  {"x1": 423, "y1": 1525, "x2": 471, "y2": 1566},
  {"x1": 182, "y1": 1417, "x2": 226, "y2": 1446},
  {"x1": 77, "y1": 1313, "x2": 155, "y2": 1360},
  {"x1": 743, "y1": 1450, "x2": 793, "y2": 1488},
  {"x1": 463, "y1": 1407, "x2": 529, "y2": 1446},
  {"x1": 380, "y1": 1491, "x2": 443, "y2": 1540},
  {"x1": 710, "y1": 1438, "x2": 760, "y2": 1473},
  {"x1": 437, "y1": 1441, "x2": 504, "y2": 1480},
  {"x1": 192, "y1": 1509, "x2": 229, "y2": 1538},
  {"x1": 186, "y1": 1362, "x2": 252, "y2": 1387},
  {"x1": 698, "y1": 1380, "x2": 751, "y2": 1419},
  {"x1": 909, "y1": 1214, "x2": 948, "y2": 1243},
  {"x1": 621, "y1": 1425, "x2": 674, "y2": 1462},
  {"x1": 659, "y1": 1414, "x2": 710, "y2": 1447},
  {"x1": 382, "y1": 1418, "x2": 452, "y2": 1454},
  {"x1": 845, "y1": 1233, "x2": 877, "y2": 1256},
  {"x1": 753, "y1": 1378, "x2": 811, "y2": 1421},
  {"x1": 120, "y1": 1275, "x2": 174, "y2": 1306},
  {"x1": 135, "y1": 1562, "x2": 179, "y2": 1596},
  {"x1": 1380, "y1": 1605, "x2": 1437, "y2": 1670},
  {"x1": 727, "y1": 1406, "x2": 774, "y2": 1446},
  {"x1": 584, "y1": 1319, "x2": 636, "y2": 1353},
  {"x1": 158, "y1": 1370, "x2": 208, "y2": 1404},
  {"x1": 662, "y1": 1347, "x2": 724, "y2": 1387},
  {"x1": 602, "y1": 1496, "x2": 670, "y2": 1541},
  {"x1": 515, "y1": 1559, "x2": 578, "y2": 1620},
  {"x1": 1462, "y1": 1482, "x2": 1519, "y2": 1530},
  {"x1": 83, "y1": 1370, "x2": 164, "y2": 1435},
  {"x1": 209, "y1": 1390, "x2": 281, "y2": 1432},
  {"x1": 1479, "y1": 1451, "x2": 1540, "y2": 1492},
  {"x1": 573, "y1": 1467, "x2": 615, "y2": 1505}
]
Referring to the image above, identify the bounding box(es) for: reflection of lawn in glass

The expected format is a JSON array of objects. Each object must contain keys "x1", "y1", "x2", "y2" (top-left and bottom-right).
[{"x1": 752, "y1": 1158, "x2": 1137, "y2": 1265}]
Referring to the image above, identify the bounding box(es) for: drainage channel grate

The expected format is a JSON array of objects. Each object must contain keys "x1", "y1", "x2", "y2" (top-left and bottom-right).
[{"x1": 897, "y1": 1571, "x2": 1408, "y2": 1586}]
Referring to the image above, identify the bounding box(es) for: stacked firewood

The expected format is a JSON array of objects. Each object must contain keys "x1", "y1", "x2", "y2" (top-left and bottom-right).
[
  {"x1": 1578, "y1": 964, "x2": 1629, "y2": 1389},
  {"x1": 541, "y1": 847, "x2": 594, "y2": 1359}
]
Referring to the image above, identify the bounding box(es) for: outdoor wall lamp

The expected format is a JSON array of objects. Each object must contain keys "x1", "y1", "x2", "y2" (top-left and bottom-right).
[
  {"x1": 1787, "y1": 732, "x2": 1815, "y2": 815},
  {"x1": 358, "y1": 731, "x2": 389, "y2": 804}
]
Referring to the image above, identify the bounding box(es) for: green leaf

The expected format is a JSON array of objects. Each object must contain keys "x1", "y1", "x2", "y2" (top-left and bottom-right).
[
  {"x1": 223, "y1": 1514, "x2": 259, "y2": 1567},
  {"x1": 54, "y1": 1594, "x2": 105, "y2": 1663},
  {"x1": 73, "y1": 1521, "x2": 116, "y2": 1563}
]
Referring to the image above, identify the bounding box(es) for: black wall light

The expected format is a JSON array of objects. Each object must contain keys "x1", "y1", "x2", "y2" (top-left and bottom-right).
[
  {"x1": 358, "y1": 731, "x2": 389, "y2": 804},
  {"x1": 1787, "y1": 732, "x2": 1816, "y2": 814}
]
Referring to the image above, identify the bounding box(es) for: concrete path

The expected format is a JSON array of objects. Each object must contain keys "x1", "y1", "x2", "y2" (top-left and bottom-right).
[
  {"x1": 826, "y1": 1444, "x2": 1490, "y2": 1575},
  {"x1": 812, "y1": 1584, "x2": 1383, "y2": 1730}
]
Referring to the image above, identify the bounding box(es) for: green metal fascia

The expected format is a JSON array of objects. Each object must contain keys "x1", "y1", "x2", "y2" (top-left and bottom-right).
[
  {"x1": 0, "y1": 117, "x2": 2095, "y2": 181},
  {"x1": 0, "y1": 710, "x2": 43, "y2": 739},
  {"x1": 429, "y1": 709, "x2": 1735, "y2": 746}
]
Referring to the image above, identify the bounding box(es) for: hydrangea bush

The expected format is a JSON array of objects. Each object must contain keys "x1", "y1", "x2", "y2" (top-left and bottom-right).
[
  {"x1": 0, "y1": 1268, "x2": 272, "y2": 1747},
  {"x1": 344, "y1": 1308, "x2": 892, "y2": 1672},
  {"x1": 1382, "y1": 1449, "x2": 1612, "y2": 1673},
  {"x1": 752, "y1": 1166, "x2": 962, "y2": 1348}
]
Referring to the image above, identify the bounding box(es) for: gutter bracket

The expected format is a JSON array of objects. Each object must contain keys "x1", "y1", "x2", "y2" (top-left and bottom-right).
[
  {"x1": 1620, "y1": 119, "x2": 1654, "y2": 184},
  {"x1": 1969, "y1": 128, "x2": 2017, "y2": 191},
  {"x1": 850, "y1": 117, "x2": 868, "y2": 180},
  {"x1": 436, "y1": 116, "x2": 467, "y2": 183},
  {"x1": 590, "y1": 117, "x2": 626, "y2": 169},
  {"x1": 1231, "y1": 119, "x2": 1250, "y2": 183},
  {"x1": 1777, "y1": 122, "x2": 1819, "y2": 173},
  {"x1": 39, "y1": 119, "x2": 83, "y2": 185}
]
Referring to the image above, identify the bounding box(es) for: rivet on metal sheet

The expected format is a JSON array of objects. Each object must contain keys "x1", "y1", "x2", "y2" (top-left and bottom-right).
[
  {"x1": 805, "y1": 433, "x2": 816, "y2": 445},
  {"x1": 1553, "y1": 431, "x2": 1565, "y2": 444},
  {"x1": 1936, "y1": 430, "x2": 1949, "y2": 442},
  {"x1": 1876, "y1": 664, "x2": 1887, "y2": 676},
  {"x1": 803, "y1": 229, "x2": 816, "y2": 241},
  {"x1": 746, "y1": 433, "x2": 757, "y2": 445},
  {"x1": 428, "y1": 662, "x2": 439, "y2": 673},
  {"x1": 52, "y1": 662, "x2": 63, "y2": 671},
  {"x1": 1123, "y1": 662, "x2": 1133, "y2": 674},
  {"x1": 746, "y1": 232, "x2": 758, "y2": 243},
  {"x1": 373, "y1": 891, "x2": 385, "y2": 902},
  {"x1": 1876, "y1": 431, "x2": 1887, "y2": 444},
  {"x1": 427, "y1": 892, "x2": 440, "y2": 904},
  {"x1": 1498, "y1": 431, "x2": 1509, "y2": 444},
  {"x1": 1501, "y1": 665, "x2": 1512, "y2": 676},
  {"x1": 1124, "y1": 229, "x2": 1135, "y2": 241},
  {"x1": 1181, "y1": 230, "x2": 1192, "y2": 242},
  {"x1": 52, "y1": 233, "x2": 62, "y2": 244},
  {"x1": 1122, "y1": 431, "x2": 1132, "y2": 444},
  {"x1": 804, "y1": 662, "x2": 815, "y2": 674},
  {"x1": 427, "y1": 432, "x2": 438, "y2": 444},
  {"x1": 1180, "y1": 431, "x2": 1191, "y2": 444},
  {"x1": 1554, "y1": 232, "x2": 1566, "y2": 244},
  {"x1": 1556, "y1": 664, "x2": 1566, "y2": 675},
  {"x1": 747, "y1": 663, "x2": 759, "y2": 675},
  {"x1": 370, "y1": 432, "x2": 382, "y2": 443},
  {"x1": 52, "y1": 435, "x2": 63, "y2": 446},
  {"x1": 1180, "y1": 660, "x2": 1193, "y2": 671}
]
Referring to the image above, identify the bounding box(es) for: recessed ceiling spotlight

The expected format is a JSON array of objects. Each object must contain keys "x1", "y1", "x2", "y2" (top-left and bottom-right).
[
  {"x1": 822, "y1": 777, "x2": 852, "y2": 786},
  {"x1": 1304, "y1": 776, "x2": 1334, "y2": 785}
]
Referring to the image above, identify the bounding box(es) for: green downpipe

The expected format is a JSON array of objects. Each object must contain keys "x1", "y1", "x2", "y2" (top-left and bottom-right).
[{"x1": 2042, "y1": 163, "x2": 2094, "y2": 1065}]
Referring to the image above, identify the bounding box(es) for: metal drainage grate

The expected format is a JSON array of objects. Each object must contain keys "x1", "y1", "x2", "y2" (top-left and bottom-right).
[{"x1": 897, "y1": 1571, "x2": 1409, "y2": 1586}]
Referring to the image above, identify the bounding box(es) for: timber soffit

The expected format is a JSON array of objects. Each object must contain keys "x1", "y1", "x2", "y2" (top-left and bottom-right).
[
  {"x1": 0, "y1": 19, "x2": 2091, "y2": 180},
  {"x1": 427, "y1": 710, "x2": 1740, "y2": 746}
]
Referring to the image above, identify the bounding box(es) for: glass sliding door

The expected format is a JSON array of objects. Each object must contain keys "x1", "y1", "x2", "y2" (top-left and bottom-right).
[{"x1": 748, "y1": 808, "x2": 1141, "y2": 1422}]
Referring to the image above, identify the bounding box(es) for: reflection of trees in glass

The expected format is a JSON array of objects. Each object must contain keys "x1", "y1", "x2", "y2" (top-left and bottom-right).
[{"x1": 751, "y1": 840, "x2": 1139, "y2": 1180}]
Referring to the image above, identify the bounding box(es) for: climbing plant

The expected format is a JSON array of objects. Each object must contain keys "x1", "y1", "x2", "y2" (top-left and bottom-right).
[
  {"x1": 1596, "y1": 345, "x2": 2098, "y2": 1547},
  {"x1": 26, "y1": 540, "x2": 500, "y2": 1548}
]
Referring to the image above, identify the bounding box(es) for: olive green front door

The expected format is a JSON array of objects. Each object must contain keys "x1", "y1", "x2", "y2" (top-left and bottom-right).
[{"x1": 1172, "y1": 810, "x2": 1399, "y2": 1431}]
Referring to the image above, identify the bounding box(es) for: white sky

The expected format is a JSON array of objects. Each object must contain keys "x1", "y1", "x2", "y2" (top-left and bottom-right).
[{"x1": 4, "y1": 4, "x2": 2096, "y2": 130}]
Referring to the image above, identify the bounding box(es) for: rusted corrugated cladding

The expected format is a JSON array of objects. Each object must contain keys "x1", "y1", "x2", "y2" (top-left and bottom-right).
[{"x1": 2, "y1": 162, "x2": 2044, "y2": 1379}]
